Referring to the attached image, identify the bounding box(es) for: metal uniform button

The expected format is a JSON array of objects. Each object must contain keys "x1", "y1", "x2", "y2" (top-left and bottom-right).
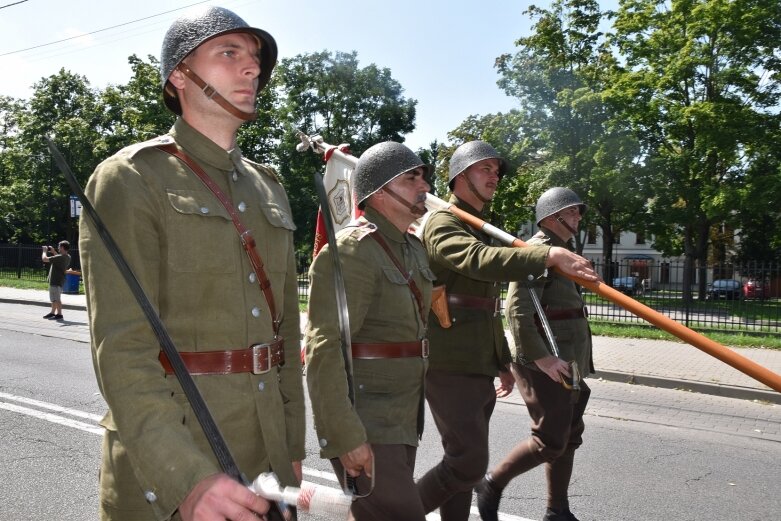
[
  {"x1": 258, "y1": 381, "x2": 265, "y2": 392},
  {"x1": 144, "y1": 490, "x2": 157, "y2": 503},
  {"x1": 358, "y1": 384, "x2": 365, "y2": 390},
  {"x1": 251, "y1": 307, "x2": 261, "y2": 318},
  {"x1": 200, "y1": 207, "x2": 209, "y2": 214},
  {"x1": 238, "y1": 201, "x2": 247, "y2": 212},
  {"x1": 249, "y1": 272, "x2": 257, "y2": 283},
  {"x1": 319, "y1": 438, "x2": 328, "y2": 448}
]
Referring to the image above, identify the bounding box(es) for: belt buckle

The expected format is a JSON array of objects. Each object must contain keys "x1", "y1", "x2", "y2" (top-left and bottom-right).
[
  {"x1": 251, "y1": 343, "x2": 271, "y2": 374},
  {"x1": 493, "y1": 297, "x2": 502, "y2": 317},
  {"x1": 421, "y1": 339, "x2": 429, "y2": 359}
]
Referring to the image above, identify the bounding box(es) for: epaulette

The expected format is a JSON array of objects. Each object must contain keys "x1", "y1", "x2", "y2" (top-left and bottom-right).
[
  {"x1": 341, "y1": 217, "x2": 377, "y2": 241},
  {"x1": 121, "y1": 135, "x2": 175, "y2": 159},
  {"x1": 243, "y1": 158, "x2": 281, "y2": 183},
  {"x1": 528, "y1": 231, "x2": 552, "y2": 246}
]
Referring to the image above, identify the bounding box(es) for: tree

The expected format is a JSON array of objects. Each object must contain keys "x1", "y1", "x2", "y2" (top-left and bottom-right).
[
  {"x1": 610, "y1": 0, "x2": 781, "y2": 299},
  {"x1": 98, "y1": 55, "x2": 174, "y2": 157},
  {"x1": 272, "y1": 51, "x2": 418, "y2": 251},
  {"x1": 493, "y1": 0, "x2": 641, "y2": 273},
  {"x1": 0, "y1": 95, "x2": 27, "y2": 241},
  {"x1": 12, "y1": 70, "x2": 103, "y2": 244}
]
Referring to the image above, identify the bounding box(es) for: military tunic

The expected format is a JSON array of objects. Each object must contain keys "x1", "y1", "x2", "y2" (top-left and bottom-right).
[
  {"x1": 79, "y1": 118, "x2": 305, "y2": 520},
  {"x1": 422, "y1": 195, "x2": 550, "y2": 374},
  {"x1": 506, "y1": 230, "x2": 593, "y2": 373},
  {"x1": 305, "y1": 207, "x2": 433, "y2": 457}
]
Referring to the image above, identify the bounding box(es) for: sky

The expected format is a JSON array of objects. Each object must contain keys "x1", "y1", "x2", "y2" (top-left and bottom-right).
[{"x1": 0, "y1": 0, "x2": 539, "y2": 151}]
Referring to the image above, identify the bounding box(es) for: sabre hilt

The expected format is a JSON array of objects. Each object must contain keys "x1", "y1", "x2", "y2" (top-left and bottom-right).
[{"x1": 251, "y1": 473, "x2": 353, "y2": 519}]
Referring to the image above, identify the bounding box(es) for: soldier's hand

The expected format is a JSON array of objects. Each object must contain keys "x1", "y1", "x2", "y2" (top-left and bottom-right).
[
  {"x1": 339, "y1": 443, "x2": 374, "y2": 478},
  {"x1": 534, "y1": 355, "x2": 571, "y2": 384},
  {"x1": 546, "y1": 247, "x2": 600, "y2": 282},
  {"x1": 495, "y1": 367, "x2": 515, "y2": 397},
  {"x1": 292, "y1": 460, "x2": 303, "y2": 483},
  {"x1": 179, "y1": 473, "x2": 270, "y2": 521}
]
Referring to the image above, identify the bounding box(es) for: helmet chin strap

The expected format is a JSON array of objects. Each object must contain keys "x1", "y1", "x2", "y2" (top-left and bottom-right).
[
  {"x1": 384, "y1": 187, "x2": 427, "y2": 217},
  {"x1": 462, "y1": 173, "x2": 491, "y2": 204},
  {"x1": 176, "y1": 63, "x2": 256, "y2": 121},
  {"x1": 555, "y1": 214, "x2": 579, "y2": 238}
]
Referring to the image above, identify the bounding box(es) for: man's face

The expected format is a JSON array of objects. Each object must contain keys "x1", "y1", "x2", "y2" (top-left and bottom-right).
[
  {"x1": 385, "y1": 167, "x2": 431, "y2": 216},
  {"x1": 551, "y1": 205, "x2": 582, "y2": 239},
  {"x1": 177, "y1": 32, "x2": 261, "y2": 117},
  {"x1": 462, "y1": 158, "x2": 500, "y2": 200}
]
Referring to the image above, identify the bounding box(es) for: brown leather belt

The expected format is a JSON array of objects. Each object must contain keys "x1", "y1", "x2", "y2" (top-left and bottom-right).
[
  {"x1": 159, "y1": 338, "x2": 285, "y2": 376},
  {"x1": 542, "y1": 307, "x2": 589, "y2": 320},
  {"x1": 351, "y1": 340, "x2": 429, "y2": 359},
  {"x1": 447, "y1": 293, "x2": 499, "y2": 312}
]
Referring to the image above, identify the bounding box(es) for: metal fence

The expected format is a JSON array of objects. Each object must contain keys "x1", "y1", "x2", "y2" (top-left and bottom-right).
[{"x1": 2, "y1": 243, "x2": 779, "y2": 336}]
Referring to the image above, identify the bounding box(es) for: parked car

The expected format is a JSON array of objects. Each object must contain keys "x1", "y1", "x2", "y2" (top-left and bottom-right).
[
  {"x1": 743, "y1": 278, "x2": 770, "y2": 300},
  {"x1": 612, "y1": 276, "x2": 643, "y2": 296},
  {"x1": 705, "y1": 279, "x2": 743, "y2": 300}
]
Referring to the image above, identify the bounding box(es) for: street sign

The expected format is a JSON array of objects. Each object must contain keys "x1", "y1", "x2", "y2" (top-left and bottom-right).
[{"x1": 70, "y1": 195, "x2": 82, "y2": 218}]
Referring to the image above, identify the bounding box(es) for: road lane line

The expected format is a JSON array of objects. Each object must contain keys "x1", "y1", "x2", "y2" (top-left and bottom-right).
[
  {"x1": 0, "y1": 402, "x2": 104, "y2": 435},
  {"x1": 0, "y1": 391, "x2": 103, "y2": 422}
]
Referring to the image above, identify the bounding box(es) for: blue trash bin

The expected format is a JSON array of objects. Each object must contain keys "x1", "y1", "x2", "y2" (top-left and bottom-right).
[{"x1": 63, "y1": 271, "x2": 80, "y2": 294}]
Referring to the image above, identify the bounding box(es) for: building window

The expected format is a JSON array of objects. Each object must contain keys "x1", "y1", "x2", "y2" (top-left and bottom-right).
[
  {"x1": 613, "y1": 229, "x2": 621, "y2": 244},
  {"x1": 587, "y1": 224, "x2": 597, "y2": 244},
  {"x1": 636, "y1": 230, "x2": 645, "y2": 244}
]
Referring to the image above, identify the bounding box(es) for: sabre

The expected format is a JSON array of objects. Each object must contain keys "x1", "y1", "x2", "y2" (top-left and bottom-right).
[
  {"x1": 524, "y1": 274, "x2": 580, "y2": 391},
  {"x1": 46, "y1": 137, "x2": 295, "y2": 521},
  {"x1": 424, "y1": 193, "x2": 781, "y2": 394},
  {"x1": 295, "y1": 130, "x2": 356, "y2": 405}
]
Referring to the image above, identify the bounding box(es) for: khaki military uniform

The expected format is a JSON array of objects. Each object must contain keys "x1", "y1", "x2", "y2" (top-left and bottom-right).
[
  {"x1": 506, "y1": 230, "x2": 593, "y2": 372},
  {"x1": 417, "y1": 195, "x2": 550, "y2": 520},
  {"x1": 490, "y1": 228, "x2": 593, "y2": 515},
  {"x1": 305, "y1": 207, "x2": 433, "y2": 520},
  {"x1": 79, "y1": 118, "x2": 305, "y2": 520}
]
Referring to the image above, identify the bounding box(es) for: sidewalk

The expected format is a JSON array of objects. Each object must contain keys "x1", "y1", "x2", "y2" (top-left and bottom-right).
[{"x1": 3, "y1": 287, "x2": 781, "y2": 404}]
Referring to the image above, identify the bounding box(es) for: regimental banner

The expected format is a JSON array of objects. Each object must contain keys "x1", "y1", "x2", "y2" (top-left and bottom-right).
[{"x1": 312, "y1": 147, "x2": 360, "y2": 258}]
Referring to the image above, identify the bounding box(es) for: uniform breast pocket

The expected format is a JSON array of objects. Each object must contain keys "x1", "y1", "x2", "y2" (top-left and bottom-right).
[
  {"x1": 166, "y1": 189, "x2": 238, "y2": 273},
  {"x1": 257, "y1": 203, "x2": 295, "y2": 273}
]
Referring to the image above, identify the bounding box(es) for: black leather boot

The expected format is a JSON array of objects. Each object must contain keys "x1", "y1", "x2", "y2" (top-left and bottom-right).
[{"x1": 474, "y1": 475, "x2": 502, "y2": 521}]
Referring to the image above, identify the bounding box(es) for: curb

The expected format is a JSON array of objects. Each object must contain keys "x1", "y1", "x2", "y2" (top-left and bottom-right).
[
  {"x1": 594, "y1": 369, "x2": 781, "y2": 405},
  {"x1": 0, "y1": 297, "x2": 86, "y2": 312}
]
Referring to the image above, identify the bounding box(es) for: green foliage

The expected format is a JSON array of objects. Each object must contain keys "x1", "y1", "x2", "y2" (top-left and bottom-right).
[{"x1": 609, "y1": 0, "x2": 781, "y2": 274}]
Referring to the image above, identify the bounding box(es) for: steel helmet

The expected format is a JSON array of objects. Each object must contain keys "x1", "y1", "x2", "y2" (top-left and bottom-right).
[
  {"x1": 160, "y1": 6, "x2": 278, "y2": 115},
  {"x1": 448, "y1": 140, "x2": 508, "y2": 189},
  {"x1": 354, "y1": 142, "x2": 432, "y2": 209},
  {"x1": 535, "y1": 187, "x2": 587, "y2": 225}
]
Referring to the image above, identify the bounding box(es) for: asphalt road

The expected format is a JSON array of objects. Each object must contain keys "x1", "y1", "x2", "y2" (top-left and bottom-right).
[{"x1": 1, "y1": 305, "x2": 780, "y2": 520}]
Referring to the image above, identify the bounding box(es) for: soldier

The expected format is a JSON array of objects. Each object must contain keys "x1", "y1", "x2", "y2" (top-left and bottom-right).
[
  {"x1": 306, "y1": 142, "x2": 434, "y2": 520},
  {"x1": 79, "y1": 6, "x2": 304, "y2": 520},
  {"x1": 417, "y1": 142, "x2": 598, "y2": 521},
  {"x1": 476, "y1": 188, "x2": 593, "y2": 521}
]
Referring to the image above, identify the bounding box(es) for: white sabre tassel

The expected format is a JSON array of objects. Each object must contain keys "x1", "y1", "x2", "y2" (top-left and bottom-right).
[{"x1": 250, "y1": 473, "x2": 353, "y2": 518}]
